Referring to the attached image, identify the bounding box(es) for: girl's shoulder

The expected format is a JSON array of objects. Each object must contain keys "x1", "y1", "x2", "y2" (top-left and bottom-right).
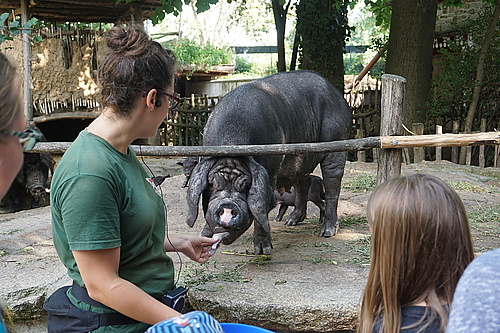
[
  {"x1": 401, "y1": 306, "x2": 442, "y2": 333},
  {"x1": 373, "y1": 306, "x2": 443, "y2": 333}
]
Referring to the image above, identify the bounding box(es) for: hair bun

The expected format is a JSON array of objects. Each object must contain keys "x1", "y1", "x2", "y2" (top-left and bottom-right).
[{"x1": 106, "y1": 25, "x2": 150, "y2": 56}]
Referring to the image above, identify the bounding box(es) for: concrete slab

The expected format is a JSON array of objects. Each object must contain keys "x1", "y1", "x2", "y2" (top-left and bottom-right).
[
  {"x1": 4, "y1": 159, "x2": 497, "y2": 332},
  {"x1": 0, "y1": 159, "x2": 368, "y2": 332}
]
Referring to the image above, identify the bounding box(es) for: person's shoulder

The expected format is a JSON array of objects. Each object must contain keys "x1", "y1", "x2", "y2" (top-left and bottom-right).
[
  {"x1": 471, "y1": 248, "x2": 500, "y2": 266},
  {"x1": 460, "y1": 248, "x2": 500, "y2": 285},
  {"x1": 464, "y1": 248, "x2": 500, "y2": 276}
]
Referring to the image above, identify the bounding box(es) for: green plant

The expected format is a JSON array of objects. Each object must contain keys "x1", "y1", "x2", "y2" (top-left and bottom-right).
[
  {"x1": 428, "y1": 8, "x2": 499, "y2": 134},
  {"x1": 163, "y1": 38, "x2": 232, "y2": 72},
  {"x1": 468, "y1": 204, "x2": 500, "y2": 227},
  {"x1": 1, "y1": 12, "x2": 42, "y2": 46},
  {"x1": 339, "y1": 215, "x2": 367, "y2": 227},
  {"x1": 296, "y1": 0, "x2": 351, "y2": 89},
  {"x1": 449, "y1": 181, "x2": 488, "y2": 193},
  {"x1": 342, "y1": 174, "x2": 377, "y2": 192},
  {"x1": 346, "y1": 235, "x2": 371, "y2": 266},
  {"x1": 235, "y1": 56, "x2": 253, "y2": 73},
  {"x1": 181, "y1": 261, "x2": 249, "y2": 287}
]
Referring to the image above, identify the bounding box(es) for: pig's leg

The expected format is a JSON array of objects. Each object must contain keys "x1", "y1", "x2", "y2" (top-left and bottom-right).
[
  {"x1": 276, "y1": 204, "x2": 288, "y2": 221},
  {"x1": 313, "y1": 199, "x2": 326, "y2": 224},
  {"x1": 319, "y1": 151, "x2": 347, "y2": 237},
  {"x1": 200, "y1": 223, "x2": 214, "y2": 238},
  {"x1": 284, "y1": 178, "x2": 309, "y2": 226},
  {"x1": 253, "y1": 221, "x2": 273, "y2": 255}
]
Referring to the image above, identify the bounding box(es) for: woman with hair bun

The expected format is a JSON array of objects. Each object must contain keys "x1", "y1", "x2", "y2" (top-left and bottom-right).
[{"x1": 44, "y1": 25, "x2": 219, "y2": 332}]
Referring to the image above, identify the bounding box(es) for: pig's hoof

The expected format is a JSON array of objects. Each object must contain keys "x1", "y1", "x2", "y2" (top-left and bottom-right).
[
  {"x1": 254, "y1": 241, "x2": 273, "y2": 255},
  {"x1": 284, "y1": 218, "x2": 299, "y2": 226},
  {"x1": 319, "y1": 223, "x2": 339, "y2": 237}
]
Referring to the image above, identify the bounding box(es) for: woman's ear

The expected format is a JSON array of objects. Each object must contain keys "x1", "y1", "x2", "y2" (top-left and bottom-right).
[{"x1": 145, "y1": 89, "x2": 158, "y2": 110}]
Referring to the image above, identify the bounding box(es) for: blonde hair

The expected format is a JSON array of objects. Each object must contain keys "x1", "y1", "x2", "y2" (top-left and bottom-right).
[
  {"x1": 358, "y1": 173, "x2": 474, "y2": 333},
  {"x1": 0, "y1": 52, "x2": 23, "y2": 143}
]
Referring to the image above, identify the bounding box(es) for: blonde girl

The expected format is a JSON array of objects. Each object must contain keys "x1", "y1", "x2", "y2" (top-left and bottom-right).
[{"x1": 358, "y1": 173, "x2": 474, "y2": 333}]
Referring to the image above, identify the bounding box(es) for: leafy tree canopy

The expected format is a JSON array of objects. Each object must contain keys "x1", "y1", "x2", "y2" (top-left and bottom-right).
[
  {"x1": 0, "y1": 12, "x2": 42, "y2": 45},
  {"x1": 117, "y1": 0, "x2": 234, "y2": 24}
]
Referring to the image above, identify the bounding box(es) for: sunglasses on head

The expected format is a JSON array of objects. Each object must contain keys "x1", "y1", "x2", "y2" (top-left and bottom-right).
[{"x1": 0, "y1": 127, "x2": 43, "y2": 152}]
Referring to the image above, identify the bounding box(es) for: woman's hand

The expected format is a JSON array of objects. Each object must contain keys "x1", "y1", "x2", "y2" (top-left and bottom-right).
[{"x1": 164, "y1": 234, "x2": 218, "y2": 263}]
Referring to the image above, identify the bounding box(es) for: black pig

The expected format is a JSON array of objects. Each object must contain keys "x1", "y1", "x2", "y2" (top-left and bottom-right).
[
  {"x1": 1, "y1": 152, "x2": 55, "y2": 212},
  {"x1": 177, "y1": 157, "x2": 200, "y2": 188},
  {"x1": 275, "y1": 175, "x2": 325, "y2": 223},
  {"x1": 186, "y1": 71, "x2": 352, "y2": 255}
]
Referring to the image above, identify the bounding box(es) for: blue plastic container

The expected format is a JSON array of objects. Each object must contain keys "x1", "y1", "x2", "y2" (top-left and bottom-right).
[{"x1": 220, "y1": 323, "x2": 275, "y2": 333}]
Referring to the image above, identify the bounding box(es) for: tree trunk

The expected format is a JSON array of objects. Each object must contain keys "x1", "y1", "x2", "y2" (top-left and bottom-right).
[
  {"x1": 385, "y1": 0, "x2": 438, "y2": 127},
  {"x1": 296, "y1": 0, "x2": 347, "y2": 91},
  {"x1": 271, "y1": 0, "x2": 289, "y2": 72},
  {"x1": 459, "y1": 0, "x2": 500, "y2": 164}
]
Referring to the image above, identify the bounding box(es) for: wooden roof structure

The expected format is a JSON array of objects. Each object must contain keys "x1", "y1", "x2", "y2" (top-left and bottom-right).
[
  {"x1": 1, "y1": 0, "x2": 164, "y2": 122},
  {"x1": 0, "y1": 0, "x2": 162, "y2": 23}
]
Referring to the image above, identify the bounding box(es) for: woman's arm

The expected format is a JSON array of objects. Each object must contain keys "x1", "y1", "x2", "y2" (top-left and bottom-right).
[
  {"x1": 164, "y1": 234, "x2": 218, "y2": 263},
  {"x1": 73, "y1": 248, "x2": 179, "y2": 325}
]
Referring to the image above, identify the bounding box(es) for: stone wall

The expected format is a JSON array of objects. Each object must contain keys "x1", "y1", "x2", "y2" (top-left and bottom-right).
[
  {"x1": 3, "y1": 31, "x2": 105, "y2": 114},
  {"x1": 436, "y1": 0, "x2": 489, "y2": 33}
]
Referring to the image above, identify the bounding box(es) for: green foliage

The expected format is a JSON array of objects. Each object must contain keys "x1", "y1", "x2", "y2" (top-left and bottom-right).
[
  {"x1": 235, "y1": 56, "x2": 253, "y2": 73},
  {"x1": 342, "y1": 174, "x2": 377, "y2": 192},
  {"x1": 296, "y1": 0, "x2": 351, "y2": 89},
  {"x1": 344, "y1": 53, "x2": 364, "y2": 75},
  {"x1": 181, "y1": 261, "x2": 249, "y2": 287},
  {"x1": 346, "y1": 235, "x2": 371, "y2": 266},
  {"x1": 163, "y1": 38, "x2": 232, "y2": 71},
  {"x1": 116, "y1": 0, "x2": 233, "y2": 24},
  {"x1": 339, "y1": 215, "x2": 367, "y2": 227},
  {"x1": 468, "y1": 204, "x2": 500, "y2": 226},
  {"x1": 428, "y1": 7, "x2": 499, "y2": 130},
  {"x1": 363, "y1": 0, "x2": 392, "y2": 30},
  {"x1": 0, "y1": 13, "x2": 42, "y2": 45}
]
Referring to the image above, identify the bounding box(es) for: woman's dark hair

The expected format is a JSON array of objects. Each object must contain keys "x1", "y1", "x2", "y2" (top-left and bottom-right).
[{"x1": 98, "y1": 25, "x2": 176, "y2": 115}]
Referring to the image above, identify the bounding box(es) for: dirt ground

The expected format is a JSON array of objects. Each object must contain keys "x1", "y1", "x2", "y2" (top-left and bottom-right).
[
  {"x1": 1, "y1": 157, "x2": 499, "y2": 332},
  {"x1": 155, "y1": 158, "x2": 500, "y2": 285}
]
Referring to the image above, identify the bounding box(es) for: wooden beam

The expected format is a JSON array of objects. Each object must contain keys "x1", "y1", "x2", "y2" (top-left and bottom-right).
[
  {"x1": 380, "y1": 132, "x2": 499, "y2": 148},
  {"x1": 30, "y1": 132, "x2": 499, "y2": 156},
  {"x1": 21, "y1": 0, "x2": 33, "y2": 122}
]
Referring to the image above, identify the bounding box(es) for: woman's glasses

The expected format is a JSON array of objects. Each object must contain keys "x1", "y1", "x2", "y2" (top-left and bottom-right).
[
  {"x1": 0, "y1": 127, "x2": 43, "y2": 151},
  {"x1": 142, "y1": 90, "x2": 183, "y2": 109},
  {"x1": 162, "y1": 91, "x2": 183, "y2": 110}
]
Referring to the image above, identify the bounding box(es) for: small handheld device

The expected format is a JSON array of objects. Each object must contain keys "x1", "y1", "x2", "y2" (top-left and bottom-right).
[{"x1": 162, "y1": 286, "x2": 188, "y2": 312}]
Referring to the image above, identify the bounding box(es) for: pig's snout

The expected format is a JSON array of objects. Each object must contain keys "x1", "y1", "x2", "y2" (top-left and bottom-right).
[
  {"x1": 29, "y1": 185, "x2": 46, "y2": 197},
  {"x1": 219, "y1": 208, "x2": 234, "y2": 223},
  {"x1": 214, "y1": 203, "x2": 241, "y2": 228}
]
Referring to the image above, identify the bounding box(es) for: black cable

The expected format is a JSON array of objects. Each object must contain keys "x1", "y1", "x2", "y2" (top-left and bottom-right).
[{"x1": 138, "y1": 145, "x2": 183, "y2": 287}]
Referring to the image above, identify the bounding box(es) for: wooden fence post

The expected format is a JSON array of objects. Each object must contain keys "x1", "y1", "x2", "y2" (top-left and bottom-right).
[
  {"x1": 465, "y1": 132, "x2": 472, "y2": 165},
  {"x1": 495, "y1": 122, "x2": 500, "y2": 168},
  {"x1": 436, "y1": 125, "x2": 442, "y2": 162},
  {"x1": 479, "y1": 119, "x2": 486, "y2": 168},
  {"x1": 355, "y1": 129, "x2": 366, "y2": 162},
  {"x1": 377, "y1": 74, "x2": 406, "y2": 185},
  {"x1": 452, "y1": 120, "x2": 460, "y2": 164},
  {"x1": 412, "y1": 123, "x2": 425, "y2": 162}
]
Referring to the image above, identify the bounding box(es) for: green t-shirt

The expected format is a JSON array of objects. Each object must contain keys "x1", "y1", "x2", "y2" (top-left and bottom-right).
[{"x1": 51, "y1": 130, "x2": 174, "y2": 332}]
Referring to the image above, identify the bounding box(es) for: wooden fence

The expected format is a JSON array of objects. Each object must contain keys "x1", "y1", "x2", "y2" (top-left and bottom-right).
[
  {"x1": 32, "y1": 74, "x2": 499, "y2": 183},
  {"x1": 162, "y1": 95, "x2": 219, "y2": 146},
  {"x1": 152, "y1": 78, "x2": 499, "y2": 169}
]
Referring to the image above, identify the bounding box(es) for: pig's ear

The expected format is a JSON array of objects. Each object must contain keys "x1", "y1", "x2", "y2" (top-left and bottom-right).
[
  {"x1": 246, "y1": 157, "x2": 276, "y2": 233},
  {"x1": 186, "y1": 157, "x2": 217, "y2": 227}
]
